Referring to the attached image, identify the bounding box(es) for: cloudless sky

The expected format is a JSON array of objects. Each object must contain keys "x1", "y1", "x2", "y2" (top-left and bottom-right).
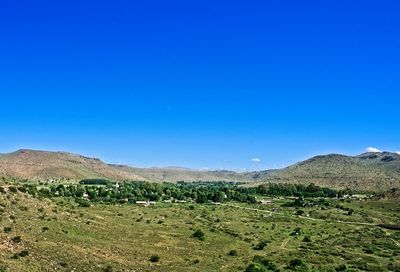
[{"x1": 1, "y1": 0, "x2": 399, "y2": 171}]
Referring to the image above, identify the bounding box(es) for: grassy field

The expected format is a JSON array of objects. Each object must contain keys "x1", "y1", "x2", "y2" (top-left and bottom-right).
[{"x1": 0, "y1": 191, "x2": 399, "y2": 271}]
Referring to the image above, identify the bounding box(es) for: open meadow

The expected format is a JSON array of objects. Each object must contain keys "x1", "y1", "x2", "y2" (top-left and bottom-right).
[{"x1": 0, "y1": 185, "x2": 399, "y2": 272}]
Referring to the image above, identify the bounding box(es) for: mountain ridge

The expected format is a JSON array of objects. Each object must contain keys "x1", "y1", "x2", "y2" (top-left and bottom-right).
[
  {"x1": 0, "y1": 149, "x2": 399, "y2": 191},
  {"x1": 262, "y1": 151, "x2": 400, "y2": 191}
]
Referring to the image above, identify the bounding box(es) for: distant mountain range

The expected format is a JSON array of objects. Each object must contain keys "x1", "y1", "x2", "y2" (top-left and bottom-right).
[
  {"x1": 0, "y1": 149, "x2": 250, "y2": 183},
  {"x1": 0, "y1": 149, "x2": 399, "y2": 191}
]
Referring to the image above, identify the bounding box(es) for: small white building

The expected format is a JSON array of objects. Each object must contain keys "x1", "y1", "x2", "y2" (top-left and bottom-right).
[
  {"x1": 136, "y1": 200, "x2": 156, "y2": 207},
  {"x1": 259, "y1": 200, "x2": 273, "y2": 205}
]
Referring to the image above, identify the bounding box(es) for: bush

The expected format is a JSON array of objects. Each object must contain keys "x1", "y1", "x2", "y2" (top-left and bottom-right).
[
  {"x1": 149, "y1": 255, "x2": 160, "y2": 262},
  {"x1": 347, "y1": 209, "x2": 354, "y2": 216},
  {"x1": 289, "y1": 258, "x2": 307, "y2": 269},
  {"x1": 192, "y1": 230, "x2": 205, "y2": 241},
  {"x1": 19, "y1": 250, "x2": 29, "y2": 257},
  {"x1": 363, "y1": 248, "x2": 374, "y2": 254},
  {"x1": 76, "y1": 199, "x2": 91, "y2": 208},
  {"x1": 228, "y1": 250, "x2": 238, "y2": 256},
  {"x1": 3, "y1": 227, "x2": 12, "y2": 233},
  {"x1": 245, "y1": 263, "x2": 267, "y2": 272},
  {"x1": 12, "y1": 250, "x2": 29, "y2": 259},
  {"x1": 296, "y1": 210, "x2": 305, "y2": 216},
  {"x1": 8, "y1": 186, "x2": 18, "y2": 193},
  {"x1": 246, "y1": 256, "x2": 279, "y2": 272},
  {"x1": 17, "y1": 187, "x2": 26, "y2": 193},
  {"x1": 12, "y1": 236, "x2": 22, "y2": 243},
  {"x1": 252, "y1": 256, "x2": 278, "y2": 271},
  {"x1": 335, "y1": 264, "x2": 347, "y2": 271},
  {"x1": 290, "y1": 227, "x2": 302, "y2": 236},
  {"x1": 103, "y1": 265, "x2": 113, "y2": 272},
  {"x1": 253, "y1": 240, "x2": 268, "y2": 250}
]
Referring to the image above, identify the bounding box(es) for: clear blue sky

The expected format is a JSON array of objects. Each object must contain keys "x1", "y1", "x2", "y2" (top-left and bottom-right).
[{"x1": 1, "y1": 0, "x2": 399, "y2": 171}]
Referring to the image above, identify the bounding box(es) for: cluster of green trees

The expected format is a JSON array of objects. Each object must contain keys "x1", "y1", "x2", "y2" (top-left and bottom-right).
[
  {"x1": 20, "y1": 181, "x2": 257, "y2": 204},
  {"x1": 15, "y1": 181, "x2": 343, "y2": 205},
  {"x1": 256, "y1": 183, "x2": 352, "y2": 198}
]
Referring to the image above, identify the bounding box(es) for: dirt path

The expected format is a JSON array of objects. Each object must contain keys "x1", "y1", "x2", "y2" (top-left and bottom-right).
[
  {"x1": 391, "y1": 238, "x2": 400, "y2": 248},
  {"x1": 280, "y1": 238, "x2": 290, "y2": 249}
]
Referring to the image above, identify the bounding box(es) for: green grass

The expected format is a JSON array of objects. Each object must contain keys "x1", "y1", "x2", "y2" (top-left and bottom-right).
[{"x1": 0, "y1": 192, "x2": 399, "y2": 271}]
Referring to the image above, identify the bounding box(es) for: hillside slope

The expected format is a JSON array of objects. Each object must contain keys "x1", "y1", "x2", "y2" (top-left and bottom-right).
[
  {"x1": 0, "y1": 149, "x2": 399, "y2": 190},
  {"x1": 0, "y1": 149, "x2": 146, "y2": 181},
  {"x1": 0, "y1": 150, "x2": 249, "y2": 183},
  {"x1": 110, "y1": 165, "x2": 250, "y2": 183},
  {"x1": 263, "y1": 152, "x2": 400, "y2": 191}
]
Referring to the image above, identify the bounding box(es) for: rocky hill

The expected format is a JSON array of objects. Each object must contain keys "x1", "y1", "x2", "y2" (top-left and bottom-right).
[
  {"x1": 0, "y1": 149, "x2": 249, "y2": 183},
  {"x1": 0, "y1": 149, "x2": 146, "y2": 181},
  {"x1": 0, "y1": 149, "x2": 399, "y2": 191},
  {"x1": 262, "y1": 152, "x2": 400, "y2": 191}
]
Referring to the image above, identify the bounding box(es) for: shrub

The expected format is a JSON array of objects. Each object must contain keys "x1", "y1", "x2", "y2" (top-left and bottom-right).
[
  {"x1": 103, "y1": 265, "x2": 113, "y2": 272},
  {"x1": 253, "y1": 240, "x2": 268, "y2": 250},
  {"x1": 192, "y1": 230, "x2": 205, "y2": 241},
  {"x1": 246, "y1": 256, "x2": 279, "y2": 272},
  {"x1": 289, "y1": 258, "x2": 307, "y2": 269},
  {"x1": 8, "y1": 186, "x2": 18, "y2": 193},
  {"x1": 19, "y1": 250, "x2": 29, "y2": 257},
  {"x1": 296, "y1": 210, "x2": 305, "y2": 216},
  {"x1": 12, "y1": 236, "x2": 22, "y2": 243},
  {"x1": 363, "y1": 248, "x2": 374, "y2": 254},
  {"x1": 228, "y1": 250, "x2": 238, "y2": 256},
  {"x1": 335, "y1": 264, "x2": 347, "y2": 271},
  {"x1": 76, "y1": 199, "x2": 91, "y2": 208},
  {"x1": 347, "y1": 209, "x2": 354, "y2": 216},
  {"x1": 17, "y1": 187, "x2": 26, "y2": 193},
  {"x1": 149, "y1": 255, "x2": 160, "y2": 263},
  {"x1": 245, "y1": 263, "x2": 267, "y2": 272},
  {"x1": 3, "y1": 227, "x2": 12, "y2": 233},
  {"x1": 290, "y1": 227, "x2": 302, "y2": 236},
  {"x1": 13, "y1": 250, "x2": 29, "y2": 259},
  {"x1": 252, "y1": 256, "x2": 278, "y2": 271}
]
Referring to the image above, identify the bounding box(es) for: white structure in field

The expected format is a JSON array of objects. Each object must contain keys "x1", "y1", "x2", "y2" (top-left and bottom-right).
[{"x1": 136, "y1": 200, "x2": 156, "y2": 207}]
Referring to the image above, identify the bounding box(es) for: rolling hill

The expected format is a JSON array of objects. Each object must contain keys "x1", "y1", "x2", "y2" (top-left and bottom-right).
[
  {"x1": 261, "y1": 152, "x2": 400, "y2": 191},
  {"x1": 0, "y1": 149, "x2": 399, "y2": 191},
  {"x1": 0, "y1": 149, "x2": 146, "y2": 181},
  {"x1": 0, "y1": 149, "x2": 249, "y2": 183}
]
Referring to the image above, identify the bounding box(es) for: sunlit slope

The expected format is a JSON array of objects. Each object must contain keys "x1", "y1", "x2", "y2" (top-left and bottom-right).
[{"x1": 262, "y1": 152, "x2": 400, "y2": 190}]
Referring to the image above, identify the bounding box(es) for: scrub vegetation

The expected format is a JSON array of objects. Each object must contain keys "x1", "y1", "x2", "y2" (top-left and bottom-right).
[{"x1": 0, "y1": 180, "x2": 399, "y2": 271}]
